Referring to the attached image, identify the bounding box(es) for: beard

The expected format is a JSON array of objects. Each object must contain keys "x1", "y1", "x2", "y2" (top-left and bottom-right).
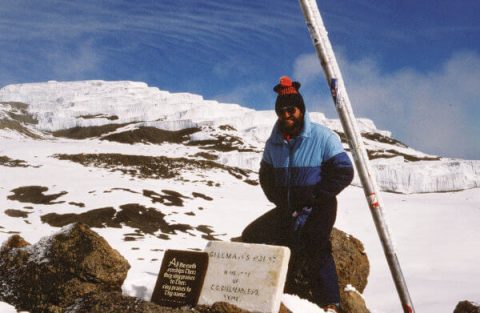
[{"x1": 278, "y1": 114, "x2": 304, "y2": 136}]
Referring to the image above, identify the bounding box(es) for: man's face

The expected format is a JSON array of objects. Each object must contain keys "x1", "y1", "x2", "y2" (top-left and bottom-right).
[{"x1": 278, "y1": 106, "x2": 304, "y2": 134}]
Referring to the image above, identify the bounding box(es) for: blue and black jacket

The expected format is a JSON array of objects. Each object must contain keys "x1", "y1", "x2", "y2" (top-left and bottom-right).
[{"x1": 260, "y1": 112, "x2": 354, "y2": 213}]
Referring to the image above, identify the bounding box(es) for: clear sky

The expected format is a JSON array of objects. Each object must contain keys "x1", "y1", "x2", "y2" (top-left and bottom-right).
[{"x1": 1, "y1": 0, "x2": 479, "y2": 159}]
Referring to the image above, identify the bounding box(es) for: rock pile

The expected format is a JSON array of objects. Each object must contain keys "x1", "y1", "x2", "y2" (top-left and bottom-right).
[{"x1": 0, "y1": 223, "x2": 368, "y2": 313}]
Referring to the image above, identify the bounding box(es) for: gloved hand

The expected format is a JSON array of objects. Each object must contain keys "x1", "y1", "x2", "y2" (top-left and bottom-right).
[{"x1": 292, "y1": 206, "x2": 313, "y2": 232}]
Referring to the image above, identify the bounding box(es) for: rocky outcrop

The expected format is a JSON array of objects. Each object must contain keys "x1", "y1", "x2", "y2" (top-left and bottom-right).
[
  {"x1": 454, "y1": 301, "x2": 480, "y2": 313},
  {"x1": 0, "y1": 223, "x2": 130, "y2": 313}
]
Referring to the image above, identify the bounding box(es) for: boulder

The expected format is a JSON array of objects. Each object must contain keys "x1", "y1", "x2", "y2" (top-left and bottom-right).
[
  {"x1": 454, "y1": 301, "x2": 480, "y2": 313},
  {"x1": 0, "y1": 223, "x2": 130, "y2": 313},
  {"x1": 240, "y1": 225, "x2": 370, "y2": 313},
  {"x1": 331, "y1": 228, "x2": 369, "y2": 294},
  {"x1": 289, "y1": 228, "x2": 370, "y2": 312}
]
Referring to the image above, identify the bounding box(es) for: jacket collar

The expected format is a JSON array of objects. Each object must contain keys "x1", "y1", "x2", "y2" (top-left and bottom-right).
[{"x1": 270, "y1": 111, "x2": 312, "y2": 144}]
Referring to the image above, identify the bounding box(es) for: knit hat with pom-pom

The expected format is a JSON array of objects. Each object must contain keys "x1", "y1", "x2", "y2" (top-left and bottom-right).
[{"x1": 273, "y1": 76, "x2": 305, "y2": 116}]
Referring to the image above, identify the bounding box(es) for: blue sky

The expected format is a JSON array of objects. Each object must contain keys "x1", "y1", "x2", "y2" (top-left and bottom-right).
[{"x1": 1, "y1": 0, "x2": 479, "y2": 159}]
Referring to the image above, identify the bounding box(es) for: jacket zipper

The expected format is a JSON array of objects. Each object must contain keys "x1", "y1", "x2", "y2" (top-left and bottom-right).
[{"x1": 286, "y1": 139, "x2": 295, "y2": 212}]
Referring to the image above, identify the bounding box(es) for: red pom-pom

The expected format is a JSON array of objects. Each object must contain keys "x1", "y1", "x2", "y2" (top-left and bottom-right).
[{"x1": 279, "y1": 76, "x2": 293, "y2": 87}]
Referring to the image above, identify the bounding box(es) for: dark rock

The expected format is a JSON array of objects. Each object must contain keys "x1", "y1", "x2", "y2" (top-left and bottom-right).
[
  {"x1": 0, "y1": 223, "x2": 130, "y2": 312},
  {"x1": 65, "y1": 291, "x2": 193, "y2": 313},
  {"x1": 454, "y1": 301, "x2": 480, "y2": 313},
  {"x1": 196, "y1": 301, "x2": 251, "y2": 313},
  {"x1": 100, "y1": 126, "x2": 200, "y2": 145},
  {"x1": 333, "y1": 130, "x2": 440, "y2": 162},
  {"x1": 115, "y1": 203, "x2": 192, "y2": 234},
  {"x1": 331, "y1": 228, "x2": 369, "y2": 293},
  {"x1": 4, "y1": 209, "x2": 31, "y2": 218},
  {"x1": 7, "y1": 185, "x2": 67, "y2": 205},
  {"x1": 54, "y1": 153, "x2": 254, "y2": 184},
  {"x1": 279, "y1": 303, "x2": 293, "y2": 313},
  {"x1": 40, "y1": 203, "x2": 193, "y2": 235},
  {"x1": 41, "y1": 207, "x2": 117, "y2": 228},
  {"x1": 0, "y1": 235, "x2": 30, "y2": 250},
  {"x1": 0, "y1": 102, "x2": 41, "y2": 139},
  {"x1": 187, "y1": 133, "x2": 256, "y2": 153},
  {"x1": 0, "y1": 155, "x2": 30, "y2": 168},
  {"x1": 77, "y1": 114, "x2": 119, "y2": 121},
  {"x1": 65, "y1": 292, "x2": 258, "y2": 313},
  {"x1": 192, "y1": 192, "x2": 213, "y2": 201},
  {"x1": 196, "y1": 225, "x2": 220, "y2": 241},
  {"x1": 218, "y1": 125, "x2": 237, "y2": 131},
  {"x1": 68, "y1": 202, "x2": 86, "y2": 208},
  {"x1": 340, "y1": 289, "x2": 369, "y2": 313},
  {"x1": 331, "y1": 228, "x2": 370, "y2": 312},
  {"x1": 144, "y1": 189, "x2": 188, "y2": 207},
  {"x1": 361, "y1": 132, "x2": 408, "y2": 148},
  {"x1": 52, "y1": 123, "x2": 128, "y2": 139},
  {"x1": 194, "y1": 152, "x2": 219, "y2": 161},
  {"x1": 209, "y1": 301, "x2": 251, "y2": 313}
]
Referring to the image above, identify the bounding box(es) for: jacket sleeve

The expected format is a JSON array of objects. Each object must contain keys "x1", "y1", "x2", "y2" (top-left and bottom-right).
[
  {"x1": 259, "y1": 140, "x2": 281, "y2": 206},
  {"x1": 313, "y1": 132, "x2": 355, "y2": 201},
  {"x1": 313, "y1": 151, "x2": 354, "y2": 201},
  {"x1": 259, "y1": 160, "x2": 280, "y2": 206}
]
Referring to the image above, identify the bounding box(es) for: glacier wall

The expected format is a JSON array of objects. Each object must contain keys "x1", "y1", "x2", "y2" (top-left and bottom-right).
[
  {"x1": 353, "y1": 158, "x2": 480, "y2": 194},
  {"x1": 1, "y1": 80, "x2": 479, "y2": 194}
]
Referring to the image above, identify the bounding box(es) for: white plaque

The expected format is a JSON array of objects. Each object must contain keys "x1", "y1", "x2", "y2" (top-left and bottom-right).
[{"x1": 198, "y1": 241, "x2": 290, "y2": 313}]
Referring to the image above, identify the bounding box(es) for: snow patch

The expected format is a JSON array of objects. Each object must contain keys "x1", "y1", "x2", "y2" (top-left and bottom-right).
[
  {"x1": 282, "y1": 293, "x2": 326, "y2": 313},
  {"x1": 344, "y1": 284, "x2": 365, "y2": 300},
  {"x1": 24, "y1": 224, "x2": 76, "y2": 264},
  {"x1": 0, "y1": 301, "x2": 16, "y2": 313}
]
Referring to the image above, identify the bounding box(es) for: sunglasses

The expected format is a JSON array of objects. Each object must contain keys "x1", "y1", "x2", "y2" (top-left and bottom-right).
[{"x1": 278, "y1": 106, "x2": 297, "y2": 115}]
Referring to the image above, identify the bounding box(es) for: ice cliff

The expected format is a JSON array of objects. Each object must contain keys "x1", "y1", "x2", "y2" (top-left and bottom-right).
[{"x1": 1, "y1": 80, "x2": 479, "y2": 194}]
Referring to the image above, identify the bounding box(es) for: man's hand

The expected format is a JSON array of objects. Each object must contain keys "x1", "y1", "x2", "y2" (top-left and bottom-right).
[{"x1": 292, "y1": 206, "x2": 313, "y2": 231}]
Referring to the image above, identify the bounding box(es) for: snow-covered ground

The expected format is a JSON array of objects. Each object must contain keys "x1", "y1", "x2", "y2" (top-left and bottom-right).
[
  {"x1": 1, "y1": 137, "x2": 479, "y2": 312},
  {"x1": 337, "y1": 186, "x2": 480, "y2": 312},
  {"x1": 1, "y1": 81, "x2": 479, "y2": 312}
]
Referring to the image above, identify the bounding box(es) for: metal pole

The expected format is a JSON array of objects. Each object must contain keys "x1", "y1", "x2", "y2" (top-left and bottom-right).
[{"x1": 297, "y1": 0, "x2": 415, "y2": 312}]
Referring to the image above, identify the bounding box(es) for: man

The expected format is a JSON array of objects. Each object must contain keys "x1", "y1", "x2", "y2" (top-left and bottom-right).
[{"x1": 242, "y1": 76, "x2": 354, "y2": 313}]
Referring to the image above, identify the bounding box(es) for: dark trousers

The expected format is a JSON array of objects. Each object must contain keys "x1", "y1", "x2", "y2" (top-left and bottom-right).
[{"x1": 242, "y1": 204, "x2": 340, "y2": 306}]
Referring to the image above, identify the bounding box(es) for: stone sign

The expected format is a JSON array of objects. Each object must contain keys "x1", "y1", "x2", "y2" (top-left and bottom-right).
[
  {"x1": 198, "y1": 241, "x2": 290, "y2": 313},
  {"x1": 151, "y1": 249, "x2": 209, "y2": 307}
]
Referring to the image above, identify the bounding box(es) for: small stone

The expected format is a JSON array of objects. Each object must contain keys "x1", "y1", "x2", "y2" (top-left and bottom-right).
[{"x1": 454, "y1": 301, "x2": 480, "y2": 313}]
